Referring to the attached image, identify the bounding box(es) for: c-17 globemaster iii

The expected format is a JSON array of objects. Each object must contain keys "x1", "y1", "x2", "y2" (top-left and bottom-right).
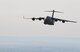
[{"x1": 23, "y1": 10, "x2": 76, "y2": 25}]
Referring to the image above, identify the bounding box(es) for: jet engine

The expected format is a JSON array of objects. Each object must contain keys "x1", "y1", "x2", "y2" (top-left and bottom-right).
[
  {"x1": 55, "y1": 19, "x2": 58, "y2": 22},
  {"x1": 32, "y1": 17, "x2": 35, "y2": 21},
  {"x1": 39, "y1": 18, "x2": 42, "y2": 21},
  {"x1": 62, "y1": 20, "x2": 65, "y2": 23}
]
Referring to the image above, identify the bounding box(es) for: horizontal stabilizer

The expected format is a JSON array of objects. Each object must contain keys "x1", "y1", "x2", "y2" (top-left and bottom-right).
[{"x1": 45, "y1": 10, "x2": 64, "y2": 13}]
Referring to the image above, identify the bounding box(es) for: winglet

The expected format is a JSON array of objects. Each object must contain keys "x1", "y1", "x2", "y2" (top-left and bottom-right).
[
  {"x1": 23, "y1": 16, "x2": 25, "y2": 19},
  {"x1": 23, "y1": 16, "x2": 32, "y2": 19}
]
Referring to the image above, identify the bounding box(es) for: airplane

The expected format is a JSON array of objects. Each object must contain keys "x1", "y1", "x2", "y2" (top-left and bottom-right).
[{"x1": 23, "y1": 10, "x2": 77, "y2": 25}]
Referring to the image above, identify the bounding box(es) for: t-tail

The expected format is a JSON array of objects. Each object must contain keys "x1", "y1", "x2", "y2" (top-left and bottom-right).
[{"x1": 45, "y1": 10, "x2": 64, "y2": 18}]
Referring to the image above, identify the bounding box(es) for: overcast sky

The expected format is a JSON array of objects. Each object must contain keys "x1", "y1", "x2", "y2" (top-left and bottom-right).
[{"x1": 0, "y1": 0, "x2": 80, "y2": 38}]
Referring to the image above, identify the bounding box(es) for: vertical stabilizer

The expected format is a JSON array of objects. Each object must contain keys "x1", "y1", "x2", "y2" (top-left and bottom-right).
[{"x1": 45, "y1": 10, "x2": 63, "y2": 18}]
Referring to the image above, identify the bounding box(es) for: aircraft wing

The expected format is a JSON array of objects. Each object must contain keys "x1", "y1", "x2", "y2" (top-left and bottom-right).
[
  {"x1": 53, "y1": 18, "x2": 77, "y2": 23},
  {"x1": 23, "y1": 16, "x2": 45, "y2": 21}
]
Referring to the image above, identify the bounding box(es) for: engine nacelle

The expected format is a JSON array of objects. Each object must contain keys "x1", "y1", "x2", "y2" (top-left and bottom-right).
[
  {"x1": 39, "y1": 18, "x2": 42, "y2": 21},
  {"x1": 62, "y1": 20, "x2": 65, "y2": 23},
  {"x1": 32, "y1": 18, "x2": 35, "y2": 21},
  {"x1": 55, "y1": 19, "x2": 58, "y2": 22}
]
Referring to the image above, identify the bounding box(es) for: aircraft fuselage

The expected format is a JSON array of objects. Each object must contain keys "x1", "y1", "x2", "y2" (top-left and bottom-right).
[{"x1": 44, "y1": 16, "x2": 54, "y2": 25}]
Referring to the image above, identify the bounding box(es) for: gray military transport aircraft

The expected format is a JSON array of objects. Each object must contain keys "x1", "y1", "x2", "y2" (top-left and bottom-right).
[{"x1": 23, "y1": 10, "x2": 76, "y2": 25}]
